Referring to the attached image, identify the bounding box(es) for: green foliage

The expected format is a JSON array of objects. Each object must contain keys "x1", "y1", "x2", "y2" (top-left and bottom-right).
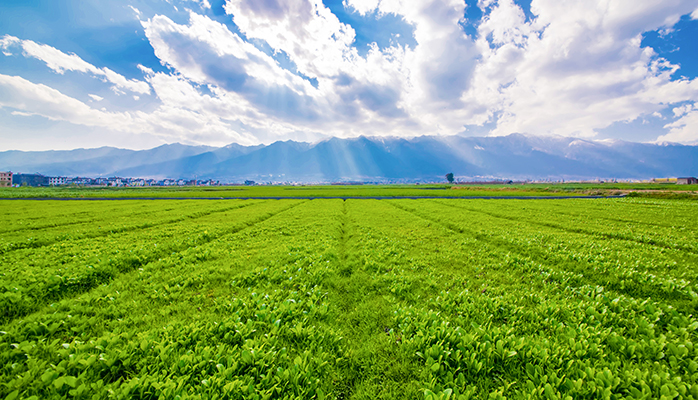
[{"x1": 0, "y1": 197, "x2": 697, "y2": 399}]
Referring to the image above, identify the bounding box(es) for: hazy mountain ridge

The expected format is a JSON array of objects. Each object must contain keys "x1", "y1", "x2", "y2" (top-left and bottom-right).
[{"x1": 1, "y1": 134, "x2": 695, "y2": 181}]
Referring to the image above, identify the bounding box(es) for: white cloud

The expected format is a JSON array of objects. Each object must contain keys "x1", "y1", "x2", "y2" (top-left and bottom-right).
[
  {"x1": 658, "y1": 103, "x2": 698, "y2": 143},
  {"x1": 673, "y1": 103, "x2": 695, "y2": 117},
  {"x1": 224, "y1": 0, "x2": 358, "y2": 79},
  {"x1": 142, "y1": 12, "x2": 320, "y2": 115},
  {"x1": 0, "y1": 35, "x2": 19, "y2": 55},
  {"x1": 341, "y1": 0, "x2": 698, "y2": 142},
  {"x1": 1, "y1": 35, "x2": 151, "y2": 95},
  {"x1": 0, "y1": 72, "x2": 259, "y2": 146},
  {"x1": 110, "y1": 86, "x2": 126, "y2": 96},
  {"x1": 139, "y1": 10, "x2": 421, "y2": 141},
  {"x1": 223, "y1": 0, "x2": 479, "y2": 135},
  {"x1": 0, "y1": 74, "x2": 141, "y2": 129},
  {"x1": 5, "y1": 0, "x2": 698, "y2": 146},
  {"x1": 185, "y1": 0, "x2": 211, "y2": 9},
  {"x1": 10, "y1": 111, "x2": 34, "y2": 117},
  {"x1": 128, "y1": 5, "x2": 142, "y2": 17},
  {"x1": 132, "y1": 0, "x2": 698, "y2": 144},
  {"x1": 457, "y1": 0, "x2": 698, "y2": 139},
  {"x1": 88, "y1": 94, "x2": 103, "y2": 101}
]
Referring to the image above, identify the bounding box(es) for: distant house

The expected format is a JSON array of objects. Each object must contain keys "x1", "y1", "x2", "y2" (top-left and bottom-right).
[
  {"x1": 108, "y1": 177, "x2": 124, "y2": 187},
  {"x1": 244, "y1": 180, "x2": 256, "y2": 186},
  {"x1": 69, "y1": 177, "x2": 96, "y2": 185},
  {"x1": 677, "y1": 177, "x2": 698, "y2": 185},
  {"x1": 0, "y1": 171, "x2": 12, "y2": 187},
  {"x1": 48, "y1": 176, "x2": 68, "y2": 186}
]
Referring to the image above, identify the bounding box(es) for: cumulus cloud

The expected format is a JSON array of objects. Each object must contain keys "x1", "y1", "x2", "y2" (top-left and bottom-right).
[
  {"x1": 0, "y1": 74, "x2": 141, "y2": 129},
  {"x1": 451, "y1": 0, "x2": 698, "y2": 140},
  {"x1": 0, "y1": 72, "x2": 261, "y2": 146},
  {"x1": 225, "y1": 0, "x2": 698, "y2": 141},
  {"x1": 222, "y1": 0, "x2": 474, "y2": 134},
  {"x1": 344, "y1": 0, "x2": 477, "y2": 102},
  {"x1": 658, "y1": 102, "x2": 698, "y2": 143},
  {"x1": 207, "y1": 0, "x2": 681, "y2": 141},
  {"x1": 139, "y1": 9, "x2": 421, "y2": 141},
  {"x1": 4, "y1": 0, "x2": 698, "y2": 146},
  {"x1": 0, "y1": 35, "x2": 19, "y2": 55},
  {"x1": 224, "y1": 0, "x2": 357, "y2": 79},
  {"x1": 673, "y1": 103, "x2": 694, "y2": 117},
  {"x1": 0, "y1": 35, "x2": 151, "y2": 95},
  {"x1": 142, "y1": 12, "x2": 322, "y2": 120}
]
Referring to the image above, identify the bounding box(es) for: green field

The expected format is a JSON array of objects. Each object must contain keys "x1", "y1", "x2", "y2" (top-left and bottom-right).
[
  {"x1": 1, "y1": 182, "x2": 696, "y2": 200},
  {"x1": 2, "y1": 197, "x2": 698, "y2": 399},
  {"x1": 0, "y1": 184, "x2": 568, "y2": 199}
]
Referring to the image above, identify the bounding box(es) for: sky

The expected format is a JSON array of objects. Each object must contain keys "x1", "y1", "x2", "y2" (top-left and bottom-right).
[{"x1": 1, "y1": 0, "x2": 698, "y2": 151}]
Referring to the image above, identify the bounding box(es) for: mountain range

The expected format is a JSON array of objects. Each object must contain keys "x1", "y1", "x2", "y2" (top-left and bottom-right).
[{"x1": 1, "y1": 134, "x2": 696, "y2": 182}]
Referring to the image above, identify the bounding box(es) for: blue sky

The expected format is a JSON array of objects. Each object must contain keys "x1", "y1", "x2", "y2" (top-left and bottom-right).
[{"x1": 1, "y1": 0, "x2": 698, "y2": 150}]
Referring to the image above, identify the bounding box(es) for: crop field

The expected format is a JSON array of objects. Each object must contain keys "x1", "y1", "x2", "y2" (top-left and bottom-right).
[
  {"x1": 0, "y1": 185, "x2": 579, "y2": 199},
  {"x1": 1, "y1": 182, "x2": 695, "y2": 201},
  {"x1": 1, "y1": 197, "x2": 698, "y2": 399}
]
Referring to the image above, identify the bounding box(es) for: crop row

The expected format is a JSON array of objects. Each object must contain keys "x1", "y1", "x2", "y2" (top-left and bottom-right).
[
  {"x1": 0, "y1": 200, "x2": 258, "y2": 253},
  {"x1": 396, "y1": 199, "x2": 698, "y2": 310},
  {"x1": 344, "y1": 200, "x2": 698, "y2": 398},
  {"x1": 1, "y1": 199, "x2": 344, "y2": 399},
  {"x1": 0, "y1": 200, "x2": 305, "y2": 323}
]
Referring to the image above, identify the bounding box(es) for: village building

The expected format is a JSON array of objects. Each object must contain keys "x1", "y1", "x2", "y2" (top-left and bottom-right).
[
  {"x1": 48, "y1": 176, "x2": 68, "y2": 185},
  {"x1": 0, "y1": 171, "x2": 12, "y2": 187},
  {"x1": 677, "y1": 177, "x2": 698, "y2": 185},
  {"x1": 108, "y1": 177, "x2": 124, "y2": 187}
]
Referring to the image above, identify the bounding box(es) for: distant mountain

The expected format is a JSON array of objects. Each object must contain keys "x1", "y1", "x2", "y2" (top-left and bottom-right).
[
  {"x1": 1, "y1": 134, "x2": 695, "y2": 181},
  {"x1": 0, "y1": 144, "x2": 216, "y2": 177},
  {"x1": 114, "y1": 143, "x2": 263, "y2": 178}
]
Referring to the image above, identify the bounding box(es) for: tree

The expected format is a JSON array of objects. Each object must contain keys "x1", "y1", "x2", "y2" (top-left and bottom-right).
[{"x1": 445, "y1": 172, "x2": 454, "y2": 183}]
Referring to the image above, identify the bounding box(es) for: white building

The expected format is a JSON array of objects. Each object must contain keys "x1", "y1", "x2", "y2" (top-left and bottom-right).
[
  {"x1": 677, "y1": 177, "x2": 698, "y2": 185},
  {"x1": 48, "y1": 176, "x2": 67, "y2": 185}
]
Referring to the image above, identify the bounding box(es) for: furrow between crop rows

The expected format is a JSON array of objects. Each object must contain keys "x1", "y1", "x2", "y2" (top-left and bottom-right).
[
  {"x1": 432, "y1": 198, "x2": 698, "y2": 281},
  {"x1": 0, "y1": 201, "x2": 193, "y2": 235},
  {"x1": 0, "y1": 201, "x2": 263, "y2": 255},
  {"x1": 391, "y1": 200, "x2": 698, "y2": 311},
  {"x1": 437, "y1": 199, "x2": 698, "y2": 255},
  {"x1": 1, "y1": 199, "x2": 346, "y2": 399},
  {"x1": 379, "y1": 200, "x2": 698, "y2": 399},
  {"x1": 323, "y1": 199, "x2": 440, "y2": 397},
  {"x1": 0, "y1": 200, "x2": 306, "y2": 325}
]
